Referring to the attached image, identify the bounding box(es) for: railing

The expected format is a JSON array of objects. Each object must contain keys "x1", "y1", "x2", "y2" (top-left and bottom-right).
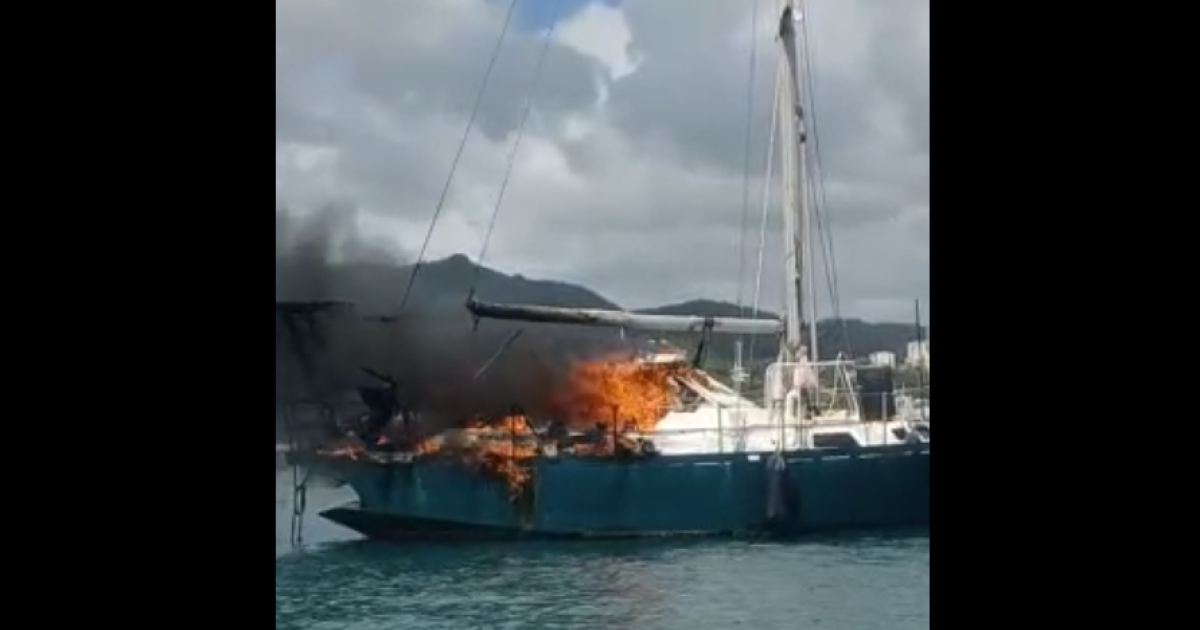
[
  {"x1": 762, "y1": 361, "x2": 862, "y2": 429},
  {"x1": 458, "y1": 411, "x2": 925, "y2": 453},
  {"x1": 316, "y1": 415, "x2": 931, "y2": 468}
]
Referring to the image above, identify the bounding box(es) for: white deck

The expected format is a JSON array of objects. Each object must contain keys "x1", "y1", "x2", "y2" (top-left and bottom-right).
[{"x1": 643, "y1": 360, "x2": 928, "y2": 456}]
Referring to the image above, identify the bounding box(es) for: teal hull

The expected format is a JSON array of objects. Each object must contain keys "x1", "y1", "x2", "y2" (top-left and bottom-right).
[{"x1": 314, "y1": 444, "x2": 930, "y2": 540}]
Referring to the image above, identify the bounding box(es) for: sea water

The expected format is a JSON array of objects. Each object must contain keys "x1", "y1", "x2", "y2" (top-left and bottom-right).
[{"x1": 276, "y1": 472, "x2": 930, "y2": 630}]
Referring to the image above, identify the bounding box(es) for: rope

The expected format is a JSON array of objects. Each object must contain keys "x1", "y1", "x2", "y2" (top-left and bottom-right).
[
  {"x1": 283, "y1": 404, "x2": 310, "y2": 548},
  {"x1": 289, "y1": 463, "x2": 309, "y2": 548},
  {"x1": 397, "y1": 0, "x2": 523, "y2": 314},
  {"x1": 469, "y1": 18, "x2": 561, "y2": 299}
]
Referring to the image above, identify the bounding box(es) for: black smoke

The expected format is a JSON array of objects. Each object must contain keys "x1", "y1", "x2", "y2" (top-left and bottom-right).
[{"x1": 275, "y1": 206, "x2": 619, "y2": 440}]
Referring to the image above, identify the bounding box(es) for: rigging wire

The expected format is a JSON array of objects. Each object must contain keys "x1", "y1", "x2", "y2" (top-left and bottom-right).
[
  {"x1": 736, "y1": 0, "x2": 765, "y2": 317},
  {"x1": 748, "y1": 60, "x2": 783, "y2": 367},
  {"x1": 798, "y1": 0, "x2": 853, "y2": 355},
  {"x1": 395, "y1": 0, "x2": 523, "y2": 315},
  {"x1": 732, "y1": 0, "x2": 766, "y2": 402},
  {"x1": 469, "y1": 17, "x2": 561, "y2": 298}
]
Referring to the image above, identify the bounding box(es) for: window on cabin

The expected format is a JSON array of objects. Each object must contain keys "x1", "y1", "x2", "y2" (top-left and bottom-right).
[{"x1": 813, "y1": 433, "x2": 861, "y2": 450}]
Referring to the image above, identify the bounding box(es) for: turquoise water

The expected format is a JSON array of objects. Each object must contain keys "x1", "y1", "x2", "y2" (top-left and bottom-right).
[{"x1": 276, "y1": 473, "x2": 930, "y2": 630}]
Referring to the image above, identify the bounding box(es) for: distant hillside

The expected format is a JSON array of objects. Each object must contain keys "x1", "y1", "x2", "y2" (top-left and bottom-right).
[
  {"x1": 276, "y1": 255, "x2": 925, "y2": 376},
  {"x1": 275, "y1": 255, "x2": 624, "y2": 409},
  {"x1": 276, "y1": 256, "x2": 927, "y2": 435},
  {"x1": 638, "y1": 300, "x2": 926, "y2": 362},
  {"x1": 277, "y1": 254, "x2": 618, "y2": 315}
]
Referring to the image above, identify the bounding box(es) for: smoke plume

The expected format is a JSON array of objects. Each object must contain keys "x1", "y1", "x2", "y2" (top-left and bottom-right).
[{"x1": 275, "y1": 205, "x2": 616, "y2": 438}]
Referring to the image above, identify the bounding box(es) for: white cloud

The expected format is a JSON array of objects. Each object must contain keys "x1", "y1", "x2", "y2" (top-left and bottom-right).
[
  {"x1": 275, "y1": 0, "x2": 930, "y2": 321},
  {"x1": 554, "y1": 3, "x2": 640, "y2": 80}
]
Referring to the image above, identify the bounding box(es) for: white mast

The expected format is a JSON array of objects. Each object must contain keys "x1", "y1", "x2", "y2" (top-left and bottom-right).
[
  {"x1": 776, "y1": 0, "x2": 812, "y2": 363},
  {"x1": 464, "y1": 3, "x2": 809, "y2": 346}
]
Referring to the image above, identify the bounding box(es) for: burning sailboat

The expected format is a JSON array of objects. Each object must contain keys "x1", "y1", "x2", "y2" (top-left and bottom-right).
[
  {"x1": 302, "y1": 0, "x2": 929, "y2": 540},
  {"x1": 310, "y1": 337, "x2": 928, "y2": 539}
]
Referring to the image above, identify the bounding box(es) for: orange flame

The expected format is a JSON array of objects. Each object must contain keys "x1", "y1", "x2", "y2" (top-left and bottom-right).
[
  {"x1": 414, "y1": 415, "x2": 538, "y2": 499},
  {"x1": 321, "y1": 355, "x2": 689, "y2": 500},
  {"x1": 554, "y1": 354, "x2": 690, "y2": 433}
]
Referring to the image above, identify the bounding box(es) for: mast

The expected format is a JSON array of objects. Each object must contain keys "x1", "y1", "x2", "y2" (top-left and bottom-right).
[
  {"x1": 464, "y1": 4, "x2": 810, "y2": 346},
  {"x1": 776, "y1": 0, "x2": 812, "y2": 363}
]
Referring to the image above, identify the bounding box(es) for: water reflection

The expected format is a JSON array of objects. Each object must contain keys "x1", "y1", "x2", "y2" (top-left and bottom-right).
[
  {"x1": 275, "y1": 474, "x2": 930, "y2": 630},
  {"x1": 278, "y1": 539, "x2": 680, "y2": 629}
]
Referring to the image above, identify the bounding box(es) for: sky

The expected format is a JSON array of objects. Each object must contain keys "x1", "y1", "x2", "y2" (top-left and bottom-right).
[
  {"x1": 514, "y1": 0, "x2": 621, "y2": 29},
  {"x1": 275, "y1": 0, "x2": 930, "y2": 322}
]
